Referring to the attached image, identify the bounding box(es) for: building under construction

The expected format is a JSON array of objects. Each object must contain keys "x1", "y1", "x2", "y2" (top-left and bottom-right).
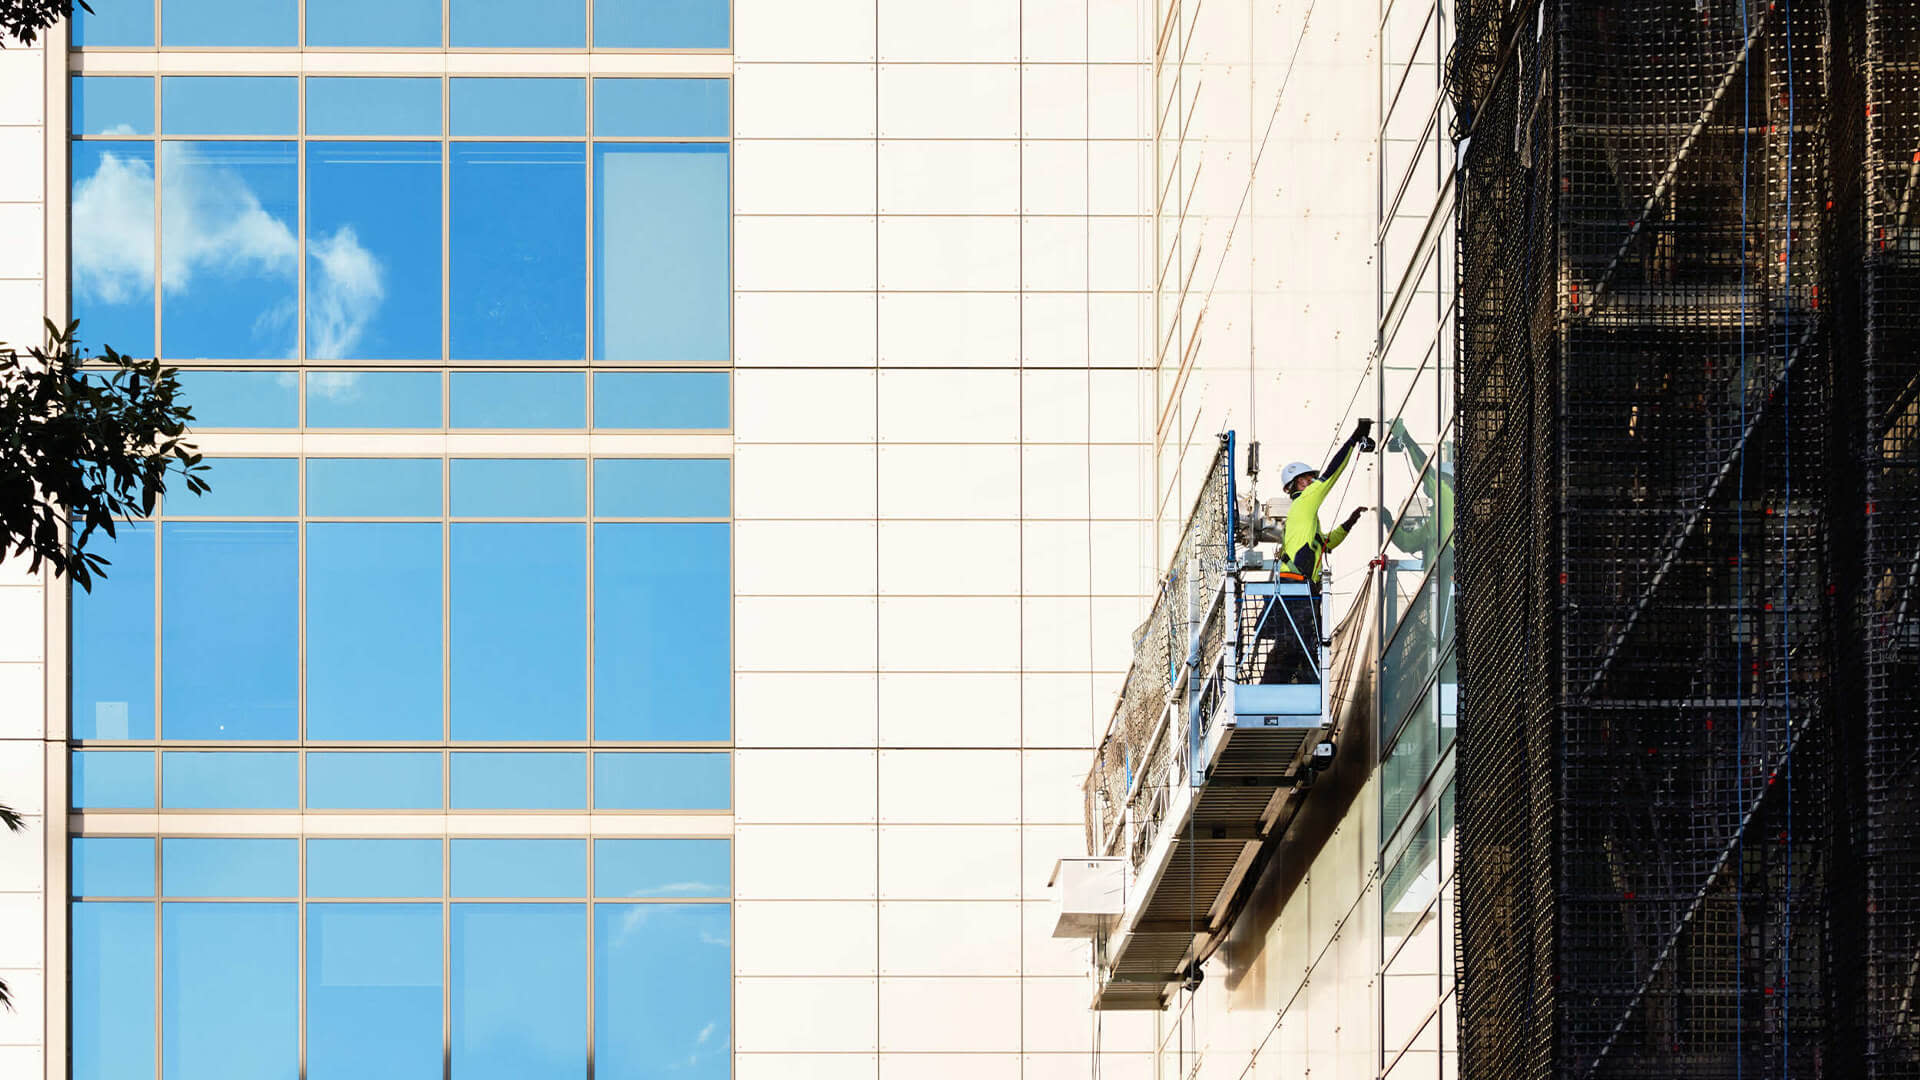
[{"x1": 1453, "y1": 1, "x2": 1920, "y2": 1076}]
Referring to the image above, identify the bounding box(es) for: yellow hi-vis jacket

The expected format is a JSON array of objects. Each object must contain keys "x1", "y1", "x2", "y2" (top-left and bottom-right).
[{"x1": 1280, "y1": 428, "x2": 1366, "y2": 585}]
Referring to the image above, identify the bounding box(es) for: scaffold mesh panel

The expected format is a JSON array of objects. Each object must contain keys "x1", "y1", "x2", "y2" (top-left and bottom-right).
[
  {"x1": 1085, "y1": 437, "x2": 1237, "y2": 857},
  {"x1": 1453, "y1": 2, "x2": 1852, "y2": 1076},
  {"x1": 1864, "y1": 2, "x2": 1920, "y2": 1075}
]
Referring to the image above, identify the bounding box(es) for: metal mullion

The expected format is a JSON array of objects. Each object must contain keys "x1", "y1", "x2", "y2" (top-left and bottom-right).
[
  {"x1": 150, "y1": 75, "x2": 162, "y2": 363},
  {"x1": 301, "y1": 517, "x2": 447, "y2": 524},
  {"x1": 442, "y1": 833, "x2": 451, "y2": 1080},
  {"x1": 297, "y1": 474, "x2": 308, "y2": 756},
  {"x1": 297, "y1": 74, "x2": 308, "y2": 367},
  {"x1": 585, "y1": 823, "x2": 597, "y2": 1080},
  {"x1": 152, "y1": 835, "x2": 162, "y2": 1080},
  {"x1": 446, "y1": 135, "x2": 590, "y2": 142},
  {"x1": 151, "y1": 519, "x2": 163, "y2": 743},
  {"x1": 441, "y1": 76, "x2": 451, "y2": 367},
  {"x1": 297, "y1": 831, "x2": 308, "y2": 1080},
  {"x1": 442, "y1": 441, "x2": 452, "y2": 746}
]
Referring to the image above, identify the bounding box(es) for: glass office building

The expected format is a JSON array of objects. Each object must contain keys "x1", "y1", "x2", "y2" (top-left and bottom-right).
[
  {"x1": 0, "y1": 0, "x2": 1459, "y2": 1077},
  {"x1": 56, "y1": 3, "x2": 736, "y2": 1078}
]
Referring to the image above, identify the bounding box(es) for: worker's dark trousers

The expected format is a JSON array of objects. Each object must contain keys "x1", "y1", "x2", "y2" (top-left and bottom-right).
[{"x1": 1260, "y1": 591, "x2": 1322, "y2": 685}]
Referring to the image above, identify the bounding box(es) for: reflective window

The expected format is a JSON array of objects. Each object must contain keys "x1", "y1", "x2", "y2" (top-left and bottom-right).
[
  {"x1": 72, "y1": 751, "x2": 155, "y2": 808},
  {"x1": 72, "y1": 838, "x2": 155, "y2": 897},
  {"x1": 161, "y1": 751, "x2": 298, "y2": 809},
  {"x1": 452, "y1": 143, "x2": 587, "y2": 361},
  {"x1": 307, "y1": 142, "x2": 443, "y2": 360},
  {"x1": 1383, "y1": 568, "x2": 1441, "y2": 743},
  {"x1": 73, "y1": 902, "x2": 155, "y2": 1080},
  {"x1": 161, "y1": 523, "x2": 298, "y2": 739},
  {"x1": 307, "y1": 78, "x2": 442, "y2": 136},
  {"x1": 306, "y1": 459, "x2": 443, "y2": 517},
  {"x1": 595, "y1": 144, "x2": 729, "y2": 363},
  {"x1": 167, "y1": 457, "x2": 298, "y2": 516},
  {"x1": 163, "y1": 0, "x2": 298, "y2": 45},
  {"x1": 452, "y1": 459, "x2": 587, "y2": 517},
  {"x1": 452, "y1": 372, "x2": 587, "y2": 429},
  {"x1": 597, "y1": 903, "x2": 729, "y2": 1080},
  {"x1": 72, "y1": 522, "x2": 154, "y2": 740},
  {"x1": 451, "y1": 524, "x2": 587, "y2": 740},
  {"x1": 450, "y1": 753, "x2": 587, "y2": 809},
  {"x1": 594, "y1": 372, "x2": 729, "y2": 429},
  {"x1": 451, "y1": 904, "x2": 587, "y2": 1080},
  {"x1": 595, "y1": 0, "x2": 729, "y2": 48},
  {"x1": 305, "y1": 371, "x2": 444, "y2": 427},
  {"x1": 73, "y1": 1, "x2": 153, "y2": 45},
  {"x1": 594, "y1": 458, "x2": 729, "y2": 517},
  {"x1": 594, "y1": 752, "x2": 729, "y2": 810},
  {"x1": 162, "y1": 903, "x2": 299, "y2": 1080},
  {"x1": 452, "y1": 838, "x2": 587, "y2": 898},
  {"x1": 593, "y1": 78, "x2": 728, "y2": 137},
  {"x1": 73, "y1": 77, "x2": 152, "y2": 136},
  {"x1": 452, "y1": 0, "x2": 585, "y2": 47},
  {"x1": 307, "y1": 523, "x2": 445, "y2": 741},
  {"x1": 1382, "y1": 687, "x2": 1438, "y2": 844},
  {"x1": 595, "y1": 838, "x2": 729, "y2": 898},
  {"x1": 308, "y1": 838, "x2": 444, "y2": 898},
  {"x1": 307, "y1": 0, "x2": 441, "y2": 47},
  {"x1": 162, "y1": 838, "x2": 298, "y2": 897},
  {"x1": 162, "y1": 77, "x2": 297, "y2": 135},
  {"x1": 452, "y1": 78, "x2": 587, "y2": 136},
  {"x1": 177, "y1": 371, "x2": 298, "y2": 428},
  {"x1": 71, "y1": 141, "x2": 156, "y2": 358},
  {"x1": 160, "y1": 141, "x2": 298, "y2": 360},
  {"x1": 595, "y1": 524, "x2": 729, "y2": 740},
  {"x1": 306, "y1": 752, "x2": 443, "y2": 810},
  {"x1": 308, "y1": 904, "x2": 445, "y2": 1080}
]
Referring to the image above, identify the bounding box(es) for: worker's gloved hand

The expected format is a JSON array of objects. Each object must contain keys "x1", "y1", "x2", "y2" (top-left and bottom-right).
[
  {"x1": 1343, "y1": 506, "x2": 1369, "y2": 530},
  {"x1": 1354, "y1": 418, "x2": 1376, "y2": 453}
]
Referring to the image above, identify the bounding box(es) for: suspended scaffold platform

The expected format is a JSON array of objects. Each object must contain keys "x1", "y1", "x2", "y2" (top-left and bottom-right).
[{"x1": 1064, "y1": 433, "x2": 1373, "y2": 1010}]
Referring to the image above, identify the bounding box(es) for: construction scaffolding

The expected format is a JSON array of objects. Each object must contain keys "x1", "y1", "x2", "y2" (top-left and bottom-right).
[
  {"x1": 1862, "y1": 5, "x2": 1920, "y2": 1077},
  {"x1": 1452, "y1": 1, "x2": 1861, "y2": 1076}
]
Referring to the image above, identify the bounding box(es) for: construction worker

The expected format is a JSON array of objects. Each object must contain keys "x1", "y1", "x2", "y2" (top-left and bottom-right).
[{"x1": 1261, "y1": 418, "x2": 1374, "y2": 684}]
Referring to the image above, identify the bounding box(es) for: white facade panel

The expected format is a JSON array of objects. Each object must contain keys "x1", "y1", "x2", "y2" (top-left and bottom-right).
[
  {"x1": 736, "y1": 825, "x2": 880, "y2": 901},
  {"x1": 734, "y1": 292, "x2": 879, "y2": 367},
  {"x1": 877, "y1": 976, "x2": 1022, "y2": 1052},
  {"x1": 876, "y1": 0, "x2": 1020, "y2": 62},
  {"x1": 876, "y1": 672, "x2": 1022, "y2": 748},
  {"x1": 877, "y1": 900, "x2": 1022, "y2": 975},
  {"x1": 876, "y1": 292, "x2": 1021, "y2": 368},
  {"x1": 735, "y1": 140, "x2": 879, "y2": 215},
  {"x1": 876, "y1": 825, "x2": 1022, "y2": 900},
  {"x1": 734, "y1": 64, "x2": 878, "y2": 138},
  {"x1": 736, "y1": 673, "x2": 879, "y2": 748},
  {"x1": 735, "y1": 901, "x2": 879, "y2": 976},
  {"x1": 736, "y1": 978, "x2": 882, "y2": 1053},
  {"x1": 733, "y1": 0, "x2": 876, "y2": 61}
]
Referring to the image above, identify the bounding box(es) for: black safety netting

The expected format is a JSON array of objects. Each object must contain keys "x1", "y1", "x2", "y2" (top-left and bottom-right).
[
  {"x1": 1863, "y1": 3, "x2": 1920, "y2": 1077},
  {"x1": 1448, "y1": 1, "x2": 1904, "y2": 1077}
]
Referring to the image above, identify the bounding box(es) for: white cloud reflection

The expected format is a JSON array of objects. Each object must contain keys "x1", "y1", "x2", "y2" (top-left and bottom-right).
[{"x1": 72, "y1": 147, "x2": 385, "y2": 357}]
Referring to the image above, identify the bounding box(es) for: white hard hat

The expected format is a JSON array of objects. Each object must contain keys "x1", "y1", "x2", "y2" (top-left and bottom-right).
[{"x1": 1280, "y1": 462, "x2": 1316, "y2": 489}]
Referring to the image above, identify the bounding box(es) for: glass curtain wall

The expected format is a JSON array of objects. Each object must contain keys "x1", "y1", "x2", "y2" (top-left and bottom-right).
[
  {"x1": 1376, "y1": 0, "x2": 1458, "y2": 1077},
  {"x1": 66, "y1": 12, "x2": 733, "y2": 1078}
]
